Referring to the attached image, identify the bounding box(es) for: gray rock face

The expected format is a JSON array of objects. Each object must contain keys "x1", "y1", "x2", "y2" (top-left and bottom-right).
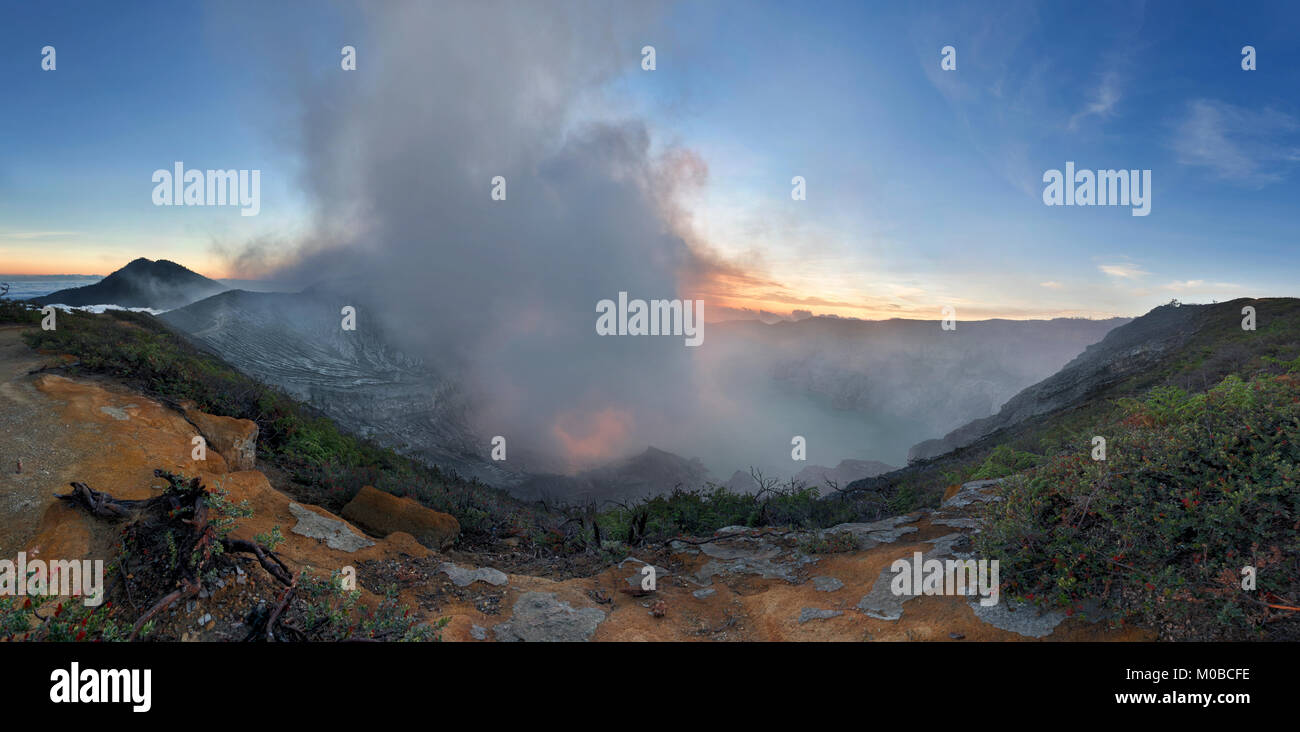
[
  {"x1": 930, "y1": 517, "x2": 979, "y2": 529},
  {"x1": 798, "y1": 608, "x2": 843, "y2": 624},
  {"x1": 493, "y1": 592, "x2": 605, "y2": 642},
  {"x1": 820, "y1": 514, "x2": 919, "y2": 550},
  {"x1": 160, "y1": 288, "x2": 509, "y2": 485},
  {"x1": 618, "y1": 558, "x2": 670, "y2": 588},
  {"x1": 690, "y1": 548, "x2": 815, "y2": 584},
  {"x1": 812, "y1": 576, "x2": 844, "y2": 592},
  {"x1": 288, "y1": 502, "x2": 375, "y2": 552},
  {"x1": 942, "y1": 479, "x2": 1005, "y2": 508},
  {"x1": 99, "y1": 406, "x2": 129, "y2": 421},
  {"x1": 692, "y1": 588, "x2": 717, "y2": 599},
  {"x1": 697, "y1": 539, "x2": 781, "y2": 561},
  {"x1": 968, "y1": 598, "x2": 1066, "y2": 638},
  {"x1": 439, "y1": 562, "x2": 508, "y2": 587},
  {"x1": 470, "y1": 624, "x2": 487, "y2": 640},
  {"x1": 681, "y1": 529, "x2": 818, "y2": 584},
  {"x1": 857, "y1": 533, "x2": 967, "y2": 621},
  {"x1": 858, "y1": 572, "x2": 907, "y2": 621}
]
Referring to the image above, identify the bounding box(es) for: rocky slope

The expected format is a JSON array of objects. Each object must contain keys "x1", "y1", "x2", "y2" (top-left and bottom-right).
[
  {"x1": 907, "y1": 300, "x2": 1221, "y2": 461},
  {"x1": 0, "y1": 327, "x2": 1145, "y2": 642},
  {"x1": 159, "y1": 287, "x2": 503, "y2": 483}
]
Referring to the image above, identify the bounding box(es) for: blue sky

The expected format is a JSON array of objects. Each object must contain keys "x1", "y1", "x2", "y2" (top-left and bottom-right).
[
  {"x1": 2, "y1": 0, "x2": 1298, "y2": 319},
  {"x1": 0, "y1": 1, "x2": 324, "y2": 274}
]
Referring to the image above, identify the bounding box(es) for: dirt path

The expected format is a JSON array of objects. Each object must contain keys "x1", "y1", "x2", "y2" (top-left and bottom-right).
[
  {"x1": 0, "y1": 326, "x2": 224, "y2": 560},
  {"x1": 0, "y1": 326, "x2": 87, "y2": 556}
]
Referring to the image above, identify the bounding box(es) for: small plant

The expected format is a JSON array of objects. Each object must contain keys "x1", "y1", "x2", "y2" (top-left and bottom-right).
[
  {"x1": 0, "y1": 596, "x2": 128, "y2": 642},
  {"x1": 295, "y1": 570, "x2": 446, "y2": 641},
  {"x1": 255, "y1": 525, "x2": 286, "y2": 551},
  {"x1": 798, "y1": 530, "x2": 859, "y2": 554}
]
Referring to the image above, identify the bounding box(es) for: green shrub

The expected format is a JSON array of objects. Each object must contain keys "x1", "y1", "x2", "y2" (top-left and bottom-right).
[
  {"x1": 596, "y1": 477, "x2": 861, "y2": 544},
  {"x1": 976, "y1": 373, "x2": 1300, "y2": 640},
  {"x1": 969, "y1": 444, "x2": 1041, "y2": 481},
  {"x1": 0, "y1": 299, "x2": 41, "y2": 325}
]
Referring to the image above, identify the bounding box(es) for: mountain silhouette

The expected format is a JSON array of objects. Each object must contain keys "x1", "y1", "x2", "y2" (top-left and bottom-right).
[{"x1": 30, "y1": 258, "x2": 227, "y2": 310}]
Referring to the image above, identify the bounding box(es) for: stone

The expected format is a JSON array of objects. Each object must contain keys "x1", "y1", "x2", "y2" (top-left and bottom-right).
[
  {"x1": 857, "y1": 572, "x2": 906, "y2": 621},
  {"x1": 970, "y1": 598, "x2": 1066, "y2": 638},
  {"x1": 618, "y1": 557, "x2": 670, "y2": 587},
  {"x1": 692, "y1": 588, "x2": 716, "y2": 599},
  {"x1": 684, "y1": 535, "x2": 813, "y2": 584},
  {"x1": 812, "y1": 576, "x2": 844, "y2": 592},
  {"x1": 941, "y1": 479, "x2": 1005, "y2": 509},
  {"x1": 99, "y1": 406, "x2": 129, "y2": 421},
  {"x1": 186, "y1": 409, "x2": 259, "y2": 471},
  {"x1": 341, "y1": 485, "x2": 459, "y2": 550},
  {"x1": 288, "y1": 502, "x2": 375, "y2": 552},
  {"x1": 820, "y1": 514, "x2": 919, "y2": 549},
  {"x1": 798, "y1": 607, "x2": 843, "y2": 624},
  {"x1": 857, "y1": 534, "x2": 967, "y2": 621},
  {"x1": 930, "y1": 517, "x2": 979, "y2": 529},
  {"x1": 439, "y1": 562, "x2": 508, "y2": 587},
  {"x1": 493, "y1": 592, "x2": 605, "y2": 642}
]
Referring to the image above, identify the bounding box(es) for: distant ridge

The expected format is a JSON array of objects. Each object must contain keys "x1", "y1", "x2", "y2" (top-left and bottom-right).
[
  {"x1": 29, "y1": 258, "x2": 227, "y2": 310},
  {"x1": 512, "y1": 446, "x2": 712, "y2": 503},
  {"x1": 903, "y1": 299, "x2": 1229, "y2": 461}
]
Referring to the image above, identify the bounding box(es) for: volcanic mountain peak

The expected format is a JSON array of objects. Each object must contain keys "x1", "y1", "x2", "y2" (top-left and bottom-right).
[{"x1": 30, "y1": 257, "x2": 227, "y2": 310}]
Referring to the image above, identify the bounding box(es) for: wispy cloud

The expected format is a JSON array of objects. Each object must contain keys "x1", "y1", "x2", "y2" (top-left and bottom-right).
[
  {"x1": 1069, "y1": 71, "x2": 1122, "y2": 130},
  {"x1": 1099, "y1": 262, "x2": 1148, "y2": 279},
  {"x1": 1039, "y1": 280, "x2": 1063, "y2": 289},
  {"x1": 1173, "y1": 99, "x2": 1300, "y2": 186},
  {"x1": 0, "y1": 231, "x2": 80, "y2": 240},
  {"x1": 1162, "y1": 279, "x2": 1240, "y2": 292}
]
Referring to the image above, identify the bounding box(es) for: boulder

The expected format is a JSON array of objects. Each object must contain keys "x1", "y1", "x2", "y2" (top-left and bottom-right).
[
  {"x1": 288, "y1": 503, "x2": 375, "y2": 552},
  {"x1": 341, "y1": 485, "x2": 459, "y2": 550},
  {"x1": 492, "y1": 592, "x2": 605, "y2": 642},
  {"x1": 186, "y1": 409, "x2": 258, "y2": 471}
]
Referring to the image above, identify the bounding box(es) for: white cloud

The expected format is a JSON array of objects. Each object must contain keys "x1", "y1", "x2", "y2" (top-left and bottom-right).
[
  {"x1": 1039, "y1": 280, "x2": 1063, "y2": 288},
  {"x1": 1162, "y1": 279, "x2": 1240, "y2": 292},
  {"x1": 1099, "y1": 262, "x2": 1148, "y2": 279}
]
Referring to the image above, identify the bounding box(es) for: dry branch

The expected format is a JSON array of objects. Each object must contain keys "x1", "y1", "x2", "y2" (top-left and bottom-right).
[{"x1": 59, "y1": 470, "x2": 297, "y2": 641}]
